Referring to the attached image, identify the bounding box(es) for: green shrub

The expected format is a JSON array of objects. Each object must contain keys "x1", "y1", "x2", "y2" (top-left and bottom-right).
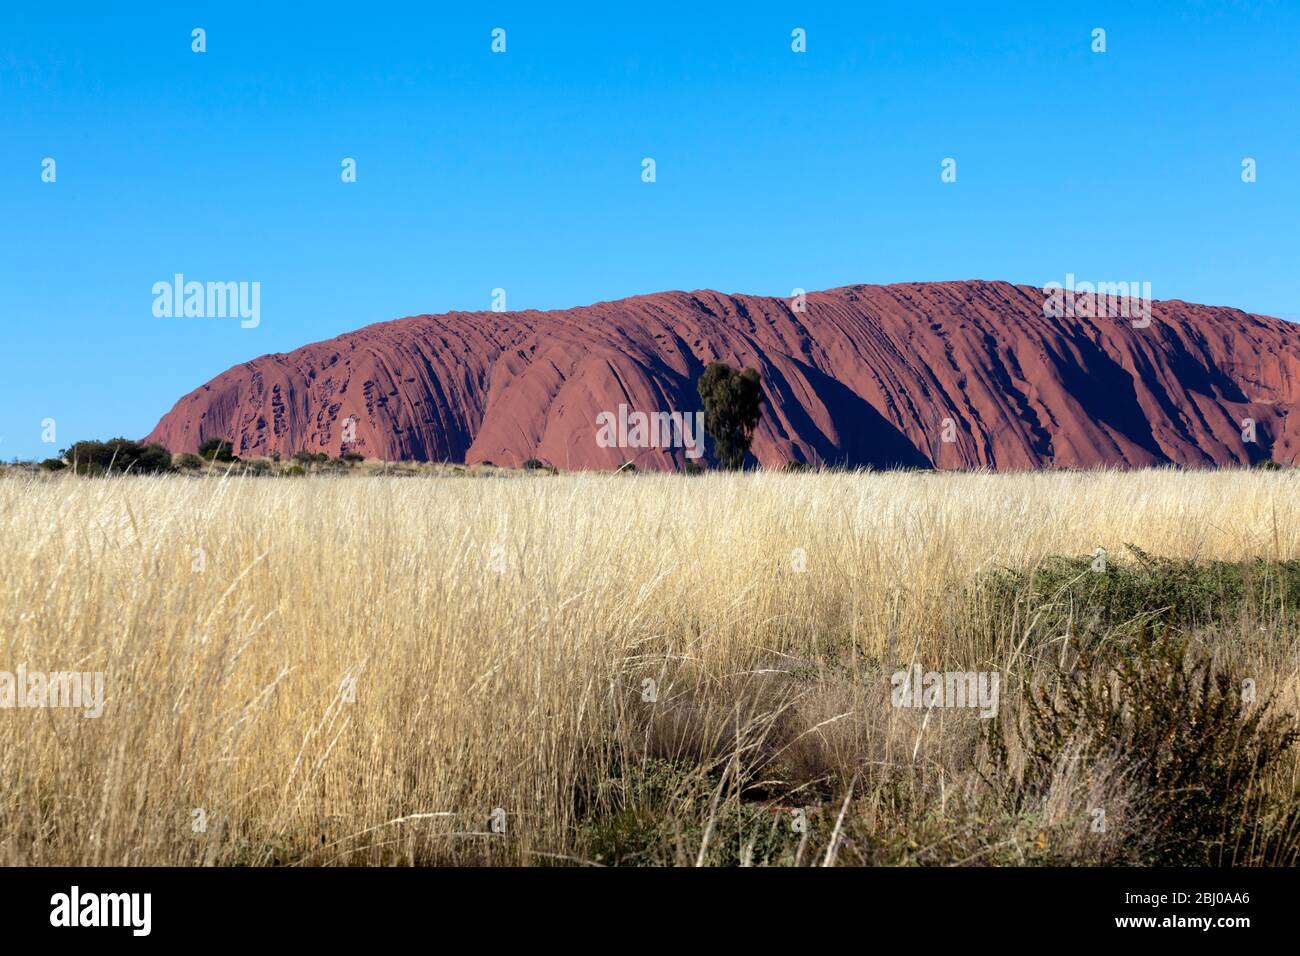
[
  {"x1": 198, "y1": 437, "x2": 236, "y2": 462},
  {"x1": 38, "y1": 458, "x2": 66, "y2": 472},
  {"x1": 175, "y1": 453, "x2": 204, "y2": 470},
  {"x1": 575, "y1": 757, "x2": 814, "y2": 867},
  {"x1": 522, "y1": 458, "x2": 545, "y2": 470},
  {"x1": 62, "y1": 438, "x2": 172, "y2": 475},
  {"x1": 994, "y1": 632, "x2": 1300, "y2": 865},
  {"x1": 981, "y1": 545, "x2": 1300, "y2": 635}
]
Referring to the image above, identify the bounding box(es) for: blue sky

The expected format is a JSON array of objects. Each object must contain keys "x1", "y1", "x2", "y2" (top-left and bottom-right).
[{"x1": 1, "y1": 1, "x2": 1296, "y2": 459}]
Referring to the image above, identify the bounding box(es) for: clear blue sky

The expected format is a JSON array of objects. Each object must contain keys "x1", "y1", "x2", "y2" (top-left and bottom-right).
[{"x1": 1, "y1": 2, "x2": 1296, "y2": 459}]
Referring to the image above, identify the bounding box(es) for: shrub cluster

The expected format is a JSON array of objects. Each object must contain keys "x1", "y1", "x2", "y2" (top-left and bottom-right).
[
  {"x1": 199, "y1": 437, "x2": 237, "y2": 462},
  {"x1": 61, "y1": 438, "x2": 172, "y2": 475},
  {"x1": 992, "y1": 632, "x2": 1300, "y2": 865}
]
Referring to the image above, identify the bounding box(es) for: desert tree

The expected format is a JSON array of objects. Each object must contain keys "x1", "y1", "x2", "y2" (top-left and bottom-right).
[{"x1": 696, "y1": 362, "x2": 764, "y2": 470}]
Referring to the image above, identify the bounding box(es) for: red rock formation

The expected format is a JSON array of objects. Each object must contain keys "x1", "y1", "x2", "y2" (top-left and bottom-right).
[{"x1": 143, "y1": 281, "x2": 1300, "y2": 470}]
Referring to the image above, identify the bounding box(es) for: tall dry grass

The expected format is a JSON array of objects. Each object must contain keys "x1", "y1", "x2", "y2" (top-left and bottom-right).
[{"x1": 0, "y1": 468, "x2": 1297, "y2": 865}]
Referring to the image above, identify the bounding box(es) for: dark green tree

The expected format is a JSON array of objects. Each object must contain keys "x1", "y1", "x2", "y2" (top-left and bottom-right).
[
  {"x1": 198, "y1": 437, "x2": 236, "y2": 462},
  {"x1": 696, "y1": 362, "x2": 764, "y2": 470}
]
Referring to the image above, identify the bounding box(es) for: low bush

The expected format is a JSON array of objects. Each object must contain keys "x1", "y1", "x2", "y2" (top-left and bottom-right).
[
  {"x1": 198, "y1": 437, "x2": 237, "y2": 463},
  {"x1": 981, "y1": 545, "x2": 1300, "y2": 635},
  {"x1": 62, "y1": 438, "x2": 172, "y2": 475},
  {"x1": 992, "y1": 632, "x2": 1300, "y2": 865}
]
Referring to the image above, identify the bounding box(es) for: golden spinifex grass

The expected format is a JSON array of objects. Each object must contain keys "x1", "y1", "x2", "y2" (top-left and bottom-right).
[{"x1": 0, "y1": 468, "x2": 1298, "y2": 865}]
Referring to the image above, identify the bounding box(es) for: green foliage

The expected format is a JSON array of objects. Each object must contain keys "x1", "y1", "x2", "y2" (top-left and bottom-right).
[
  {"x1": 994, "y1": 633, "x2": 1300, "y2": 865},
  {"x1": 575, "y1": 758, "x2": 818, "y2": 866},
  {"x1": 696, "y1": 362, "x2": 763, "y2": 470},
  {"x1": 683, "y1": 461, "x2": 705, "y2": 476},
  {"x1": 982, "y1": 545, "x2": 1300, "y2": 635},
  {"x1": 522, "y1": 458, "x2": 545, "y2": 470},
  {"x1": 62, "y1": 438, "x2": 172, "y2": 475},
  {"x1": 174, "y1": 453, "x2": 204, "y2": 470},
  {"x1": 137, "y1": 444, "x2": 173, "y2": 472},
  {"x1": 38, "y1": 458, "x2": 66, "y2": 472},
  {"x1": 292, "y1": 450, "x2": 329, "y2": 466},
  {"x1": 340, "y1": 452, "x2": 365, "y2": 463},
  {"x1": 198, "y1": 437, "x2": 236, "y2": 462}
]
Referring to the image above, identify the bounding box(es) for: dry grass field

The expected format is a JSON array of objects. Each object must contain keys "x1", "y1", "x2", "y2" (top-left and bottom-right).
[{"x1": 1, "y1": 467, "x2": 1298, "y2": 866}]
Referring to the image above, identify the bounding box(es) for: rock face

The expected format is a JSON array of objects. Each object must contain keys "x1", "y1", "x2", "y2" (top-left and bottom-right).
[{"x1": 144, "y1": 281, "x2": 1300, "y2": 470}]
